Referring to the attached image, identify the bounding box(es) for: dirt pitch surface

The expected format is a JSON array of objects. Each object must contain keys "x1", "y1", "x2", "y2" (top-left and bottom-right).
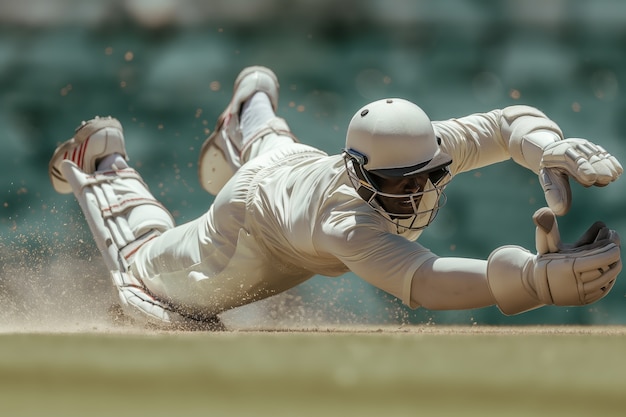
[{"x1": 1, "y1": 322, "x2": 626, "y2": 417}]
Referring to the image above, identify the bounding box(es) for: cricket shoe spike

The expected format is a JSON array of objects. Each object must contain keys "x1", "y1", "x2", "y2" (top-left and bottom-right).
[
  {"x1": 198, "y1": 66, "x2": 281, "y2": 195},
  {"x1": 49, "y1": 116, "x2": 127, "y2": 194}
]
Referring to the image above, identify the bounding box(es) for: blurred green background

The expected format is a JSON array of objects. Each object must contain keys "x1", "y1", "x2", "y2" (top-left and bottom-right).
[{"x1": 1, "y1": 0, "x2": 625, "y2": 328}]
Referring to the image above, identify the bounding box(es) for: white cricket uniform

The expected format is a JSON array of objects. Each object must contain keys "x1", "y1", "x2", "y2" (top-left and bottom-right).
[{"x1": 130, "y1": 110, "x2": 525, "y2": 316}]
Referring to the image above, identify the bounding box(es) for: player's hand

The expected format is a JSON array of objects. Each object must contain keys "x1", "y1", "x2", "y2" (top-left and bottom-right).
[
  {"x1": 539, "y1": 138, "x2": 623, "y2": 216},
  {"x1": 531, "y1": 207, "x2": 621, "y2": 306},
  {"x1": 487, "y1": 207, "x2": 621, "y2": 315}
]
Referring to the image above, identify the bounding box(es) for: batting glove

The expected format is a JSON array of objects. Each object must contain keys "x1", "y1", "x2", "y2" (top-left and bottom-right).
[
  {"x1": 539, "y1": 138, "x2": 623, "y2": 215},
  {"x1": 487, "y1": 207, "x2": 622, "y2": 315}
]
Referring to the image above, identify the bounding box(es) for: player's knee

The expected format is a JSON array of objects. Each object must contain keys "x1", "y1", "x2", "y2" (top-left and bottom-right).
[{"x1": 127, "y1": 204, "x2": 175, "y2": 236}]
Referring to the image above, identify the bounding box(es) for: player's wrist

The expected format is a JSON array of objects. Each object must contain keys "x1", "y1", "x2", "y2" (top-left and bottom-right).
[
  {"x1": 487, "y1": 245, "x2": 544, "y2": 315},
  {"x1": 518, "y1": 130, "x2": 561, "y2": 173}
]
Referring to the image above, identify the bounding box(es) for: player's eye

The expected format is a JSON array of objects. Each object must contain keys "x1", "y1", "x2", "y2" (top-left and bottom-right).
[{"x1": 428, "y1": 167, "x2": 449, "y2": 185}]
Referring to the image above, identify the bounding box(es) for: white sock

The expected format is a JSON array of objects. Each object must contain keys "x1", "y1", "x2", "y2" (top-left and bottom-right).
[
  {"x1": 97, "y1": 153, "x2": 128, "y2": 171},
  {"x1": 240, "y1": 92, "x2": 276, "y2": 145}
]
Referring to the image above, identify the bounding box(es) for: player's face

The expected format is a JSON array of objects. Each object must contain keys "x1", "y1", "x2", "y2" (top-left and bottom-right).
[{"x1": 369, "y1": 173, "x2": 429, "y2": 216}]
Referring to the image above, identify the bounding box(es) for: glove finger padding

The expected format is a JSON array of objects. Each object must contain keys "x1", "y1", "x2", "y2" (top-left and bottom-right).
[
  {"x1": 533, "y1": 207, "x2": 621, "y2": 306},
  {"x1": 537, "y1": 242, "x2": 621, "y2": 305},
  {"x1": 541, "y1": 138, "x2": 623, "y2": 187},
  {"x1": 582, "y1": 264, "x2": 616, "y2": 303},
  {"x1": 533, "y1": 207, "x2": 563, "y2": 254},
  {"x1": 539, "y1": 168, "x2": 572, "y2": 216},
  {"x1": 603, "y1": 154, "x2": 624, "y2": 184},
  {"x1": 487, "y1": 207, "x2": 622, "y2": 315}
]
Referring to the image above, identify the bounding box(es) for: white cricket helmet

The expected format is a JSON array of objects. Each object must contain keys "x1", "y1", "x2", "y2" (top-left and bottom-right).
[{"x1": 343, "y1": 98, "x2": 453, "y2": 231}]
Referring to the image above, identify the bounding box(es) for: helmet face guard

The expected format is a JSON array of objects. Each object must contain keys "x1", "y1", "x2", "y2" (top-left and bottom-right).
[{"x1": 343, "y1": 148, "x2": 451, "y2": 231}]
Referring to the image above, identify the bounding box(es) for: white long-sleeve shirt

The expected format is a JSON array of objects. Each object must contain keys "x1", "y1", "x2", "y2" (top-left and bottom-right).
[{"x1": 132, "y1": 106, "x2": 562, "y2": 315}]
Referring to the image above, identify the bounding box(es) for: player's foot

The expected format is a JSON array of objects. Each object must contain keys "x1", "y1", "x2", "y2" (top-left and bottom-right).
[
  {"x1": 49, "y1": 116, "x2": 127, "y2": 194},
  {"x1": 198, "y1": 66, "x2": 279, "y2": 194}
]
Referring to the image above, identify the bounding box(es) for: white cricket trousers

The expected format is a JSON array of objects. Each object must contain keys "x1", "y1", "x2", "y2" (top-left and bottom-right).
[{"x1": 128, "y1": 131, "x2": 301, "y2": 315}]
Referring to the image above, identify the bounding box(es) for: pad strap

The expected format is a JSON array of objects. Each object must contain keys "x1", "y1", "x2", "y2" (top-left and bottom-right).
[
  {"x1": 60, "y1": 161, "x2": 174, "y2": 270},
  {"x1": 59, "y1": 160, "x2": 208, "y2": 327}
]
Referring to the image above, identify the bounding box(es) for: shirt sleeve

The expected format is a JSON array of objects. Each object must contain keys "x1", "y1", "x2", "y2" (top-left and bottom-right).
[
  {"x1": 433, "y1": 109, "x2": 511, "y2": 176},
  {"x1": 316, "y1": 207, "x2": 437, "y2": 307}
]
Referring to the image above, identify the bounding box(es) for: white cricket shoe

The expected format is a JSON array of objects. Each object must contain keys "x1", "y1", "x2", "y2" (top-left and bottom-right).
[
  {"x1": 49, "y1": 116, "x2": 127, "y2": 194},
  {"x1": 198, "y1": 66, "x2": 280, "y2": 194}
]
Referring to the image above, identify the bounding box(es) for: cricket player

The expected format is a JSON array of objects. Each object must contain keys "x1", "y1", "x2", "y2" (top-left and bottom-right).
[{"x1": 49, "y1": 66, "x2": 623, "y2": 328}]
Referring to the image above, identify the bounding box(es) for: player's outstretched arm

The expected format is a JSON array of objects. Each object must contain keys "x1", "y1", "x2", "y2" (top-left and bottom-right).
[
  {"x1": 409, "y1": 257, "x2": 495, "y2": 311},
  {"x1": 487, "y1": 207, "x2": 621, "y2": 315},
  {"x1": 500, "y1": 105, "x2": 622, "y2": 215}
]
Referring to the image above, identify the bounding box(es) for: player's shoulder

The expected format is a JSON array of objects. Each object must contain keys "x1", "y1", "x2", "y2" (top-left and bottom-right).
[{"x1": 318, "y1": 192, "x2": 389, "y2": 235}]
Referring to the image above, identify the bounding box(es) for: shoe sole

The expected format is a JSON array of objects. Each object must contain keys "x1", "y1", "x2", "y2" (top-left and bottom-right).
[
  {"x1": 49, "y1": 117, "x2": 123, "y2": 194},
  {"x1": 197, "y1": 116, "x2": 234, "y2": 195}
]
